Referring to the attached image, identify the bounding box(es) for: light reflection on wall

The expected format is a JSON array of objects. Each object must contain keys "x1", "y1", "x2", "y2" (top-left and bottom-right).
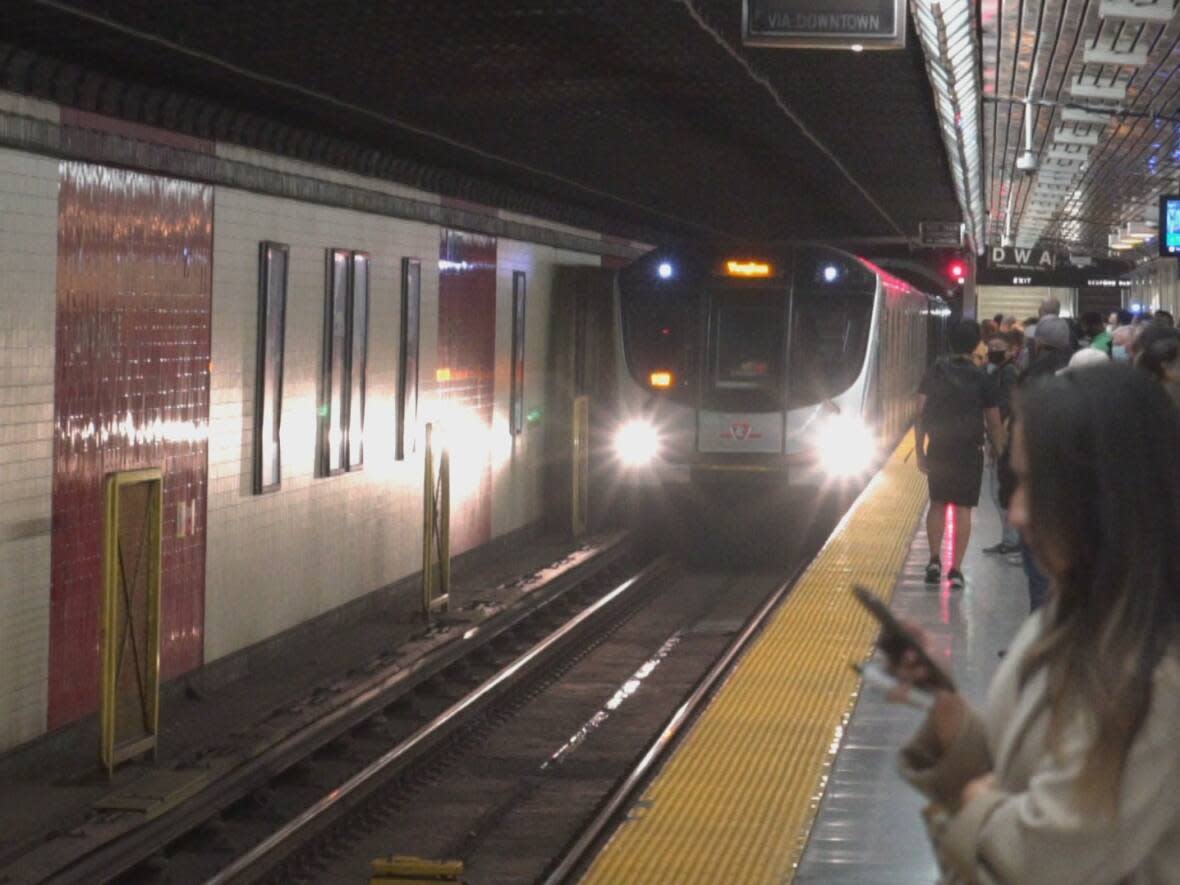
[{"x1": 437, "y1": 229, "x2": 498, "y2": 553}]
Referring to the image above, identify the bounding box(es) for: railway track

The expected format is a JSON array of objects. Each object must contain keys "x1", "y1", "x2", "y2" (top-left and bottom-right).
[
  {"x1": 7, "y1": 495, "x2": 848, "y2": 885},
  {"x1": 183, "y1": 558, "x2": 674, "y2": 884},
  {"x1": 1, "y1": 539, "x2": 644, "y2": 885},
  {"x1": 236, "y1": 566, "x2": 797, "y2": 885}
]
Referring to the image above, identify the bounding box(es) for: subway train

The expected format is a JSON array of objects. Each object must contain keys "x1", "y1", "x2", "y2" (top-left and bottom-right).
[{"x1": 604, "y1": 245, "x2": 948, "y2": 516}]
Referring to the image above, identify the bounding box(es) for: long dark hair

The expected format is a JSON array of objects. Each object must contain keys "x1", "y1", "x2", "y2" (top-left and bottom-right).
[
  {"x1": 1135, "y1": 324, "x2": 1180, "y2": 381},
  {"x1": 1015, "y1": 365, "x2": 1180, "y2": 810}
]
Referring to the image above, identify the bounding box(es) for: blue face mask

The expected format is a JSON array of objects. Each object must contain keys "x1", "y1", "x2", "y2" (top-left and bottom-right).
[{"x1": 1112, "y1": 344, "x2": 1129, "y2": 362}]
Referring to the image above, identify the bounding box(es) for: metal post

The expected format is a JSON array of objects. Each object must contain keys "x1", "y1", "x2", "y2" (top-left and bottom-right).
[
  {"x1": 437, "y1": 444, "x2": 451, "y2": 609},
  {"x1": 421, "y1": 423, "x2": 436, "y2": 614},
  {"x1": 571, "y1": 395, "x2": 590, "y2": 537},
  {"x1": 421, "y1": 422, "x2": 450, "y2": 616}
]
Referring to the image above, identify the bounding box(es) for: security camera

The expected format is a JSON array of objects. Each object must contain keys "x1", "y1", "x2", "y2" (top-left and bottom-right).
[{"x1": 1016, "y1": 151, "x2": 1039, "y2": 174}]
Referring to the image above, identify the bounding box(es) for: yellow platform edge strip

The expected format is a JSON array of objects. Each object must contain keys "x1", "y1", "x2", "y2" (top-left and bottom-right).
[{"x1": 582, "y1": 432, "x2": 927, "y2": 885}]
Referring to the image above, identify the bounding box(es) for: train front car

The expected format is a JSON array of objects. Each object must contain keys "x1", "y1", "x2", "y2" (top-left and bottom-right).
[{"x1": 607, "y1": 245, "x2": 931, "y2": 554}]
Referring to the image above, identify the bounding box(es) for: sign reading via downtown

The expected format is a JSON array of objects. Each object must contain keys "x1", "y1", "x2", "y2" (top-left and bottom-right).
[{"x1": 743, "y1": 0, "x2": 907, "y2": 50}]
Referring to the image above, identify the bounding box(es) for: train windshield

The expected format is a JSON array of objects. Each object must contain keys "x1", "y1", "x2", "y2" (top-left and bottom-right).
[
  {"x1": 705, "y1": 297, "x2": 785, "y2": 411},
  {"x1": 620, "y1": 288, "x2": 700, "y2": 405},
  {"x1": 788, "y1": 294, "x2": 873, "y2": 407},
  {"x1": 787, "y1": 249, "x2": 876, "y2": 407},
  {"x1": 714, "y1": 305, "x2": 779, "y2": 390}
]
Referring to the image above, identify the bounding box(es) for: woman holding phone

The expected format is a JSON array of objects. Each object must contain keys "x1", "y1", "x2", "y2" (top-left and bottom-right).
[{"x1": 889, "y1": 365, "x2": 1180, "y2": 883}]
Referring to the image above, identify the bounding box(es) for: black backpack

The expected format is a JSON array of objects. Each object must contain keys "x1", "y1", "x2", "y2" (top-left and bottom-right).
[{"x1": 923, "y1": 357, "x2": 984, "y2": 448}]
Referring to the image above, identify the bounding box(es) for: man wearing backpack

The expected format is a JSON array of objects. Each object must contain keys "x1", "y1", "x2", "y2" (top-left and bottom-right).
[{"x1": 915, "y1": 320, "x2": 1006, "y2": 590}]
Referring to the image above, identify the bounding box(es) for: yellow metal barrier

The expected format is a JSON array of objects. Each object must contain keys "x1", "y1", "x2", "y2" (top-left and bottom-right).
[
  {"x1": 571, "y1": 395, "x2": 590, "y2": 537},
  {"x1": 370, "y1": 855, "x2": 463, "y2": 883},
  {"x1": 421, "y1": 423, "x2": 450, "y2": 616},
  {"x1": 101, "y1": 468, "x2": 164, "y2": 777}
]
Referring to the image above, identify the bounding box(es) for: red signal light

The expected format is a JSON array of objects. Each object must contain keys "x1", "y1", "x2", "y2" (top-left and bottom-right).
[{"x1": 947, "y1": 258, "x2": 967, "y2": 285}]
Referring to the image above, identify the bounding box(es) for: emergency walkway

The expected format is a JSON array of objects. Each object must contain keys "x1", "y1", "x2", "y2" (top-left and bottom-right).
[{"x1": 581, "y1": 435, "x2": 1028, "y2": 884}]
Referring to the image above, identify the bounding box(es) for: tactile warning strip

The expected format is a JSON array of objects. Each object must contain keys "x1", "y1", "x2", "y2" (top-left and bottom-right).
[{"x1": 582, "y1": 433, "x2": 927, "y2": 884}]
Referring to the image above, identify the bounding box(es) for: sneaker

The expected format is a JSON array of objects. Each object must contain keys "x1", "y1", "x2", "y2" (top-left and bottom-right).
[
  {"x1": 983, "y1": 542, "x2": 1016, "y2": 554},
  {"x1": 947, "y1": 568, "x2": 966, "y2": 590},
  {"x1": 924, "y1": 560, "x2": 941, "y2": 583}
]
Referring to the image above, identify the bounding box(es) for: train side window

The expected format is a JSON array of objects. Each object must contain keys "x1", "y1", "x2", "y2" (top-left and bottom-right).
[
  {"x1": 510, "y1": 270, "x2": 527, "y2": 435},
  {"x1": 349, "y1": 253, "x2": 369, "y2": 469},
  {"x1": 254, "y1": 241, "x2": 288, "y2": 494},
  {"x1": 319, "y1": 248, "x2": 368, "y2": 475},
  {"x1": 397, "y1": 258, "x2": 421, "y2": 460}
]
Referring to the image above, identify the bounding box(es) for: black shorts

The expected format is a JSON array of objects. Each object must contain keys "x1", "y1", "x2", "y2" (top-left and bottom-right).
[{"x1": 926, "y1": 445, "x2": 984, "y2": 507}]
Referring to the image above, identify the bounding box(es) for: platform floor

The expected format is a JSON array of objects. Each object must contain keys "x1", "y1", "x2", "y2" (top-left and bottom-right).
[
  {"x1": 582, "y1": 452, "x2": 1033, "y2": 885},
  {"x1": 795, "y1": 469, "x2": 1028, "y2": 883}
]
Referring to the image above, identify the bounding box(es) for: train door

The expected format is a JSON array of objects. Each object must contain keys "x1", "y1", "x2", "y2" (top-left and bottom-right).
[{"x1": 696, "y1": 287, "x2": 790, "y2": 455}]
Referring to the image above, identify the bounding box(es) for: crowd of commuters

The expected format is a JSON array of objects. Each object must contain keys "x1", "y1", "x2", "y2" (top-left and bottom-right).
[
  {"x1": 917, "y1": 299, "x2": 1180, "y2": 609},
  {"x1": 897, "y1": 304, "x2": 1180, "y2": 881}
]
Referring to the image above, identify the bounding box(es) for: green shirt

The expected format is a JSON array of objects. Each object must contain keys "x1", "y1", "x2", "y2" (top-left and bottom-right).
[{"x1": 1090, "y1": 330, "x2": 1112, "y2": 353}]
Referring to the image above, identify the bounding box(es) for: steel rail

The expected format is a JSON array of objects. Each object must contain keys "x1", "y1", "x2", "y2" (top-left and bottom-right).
[
  {"x1": 205, "y1": 556, "x2": 671, "y2": 884},
  {"x1": 5, "y1": 536, "x2": 631, "y2": 885},
  {"x1": 542, "y1": 553, "x2": 813, "y2": 885}
]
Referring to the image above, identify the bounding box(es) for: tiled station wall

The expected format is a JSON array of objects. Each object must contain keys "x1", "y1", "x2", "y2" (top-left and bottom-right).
[
  {"x1": 0, "y1": 99, "x2": 608, "y2": 750},
  {"x1": 207, "y1": 199, "x2": 592, "y2": 664},
  {"x1": 0, "y1": 145, "x2": 58, "y2": 750}
]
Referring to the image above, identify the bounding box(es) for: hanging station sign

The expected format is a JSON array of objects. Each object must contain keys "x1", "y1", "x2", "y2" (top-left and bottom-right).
[
  {"x1": 979, "y1": 246, "x2": 1129, "y2": 289},
  {"x1": 987, "y1": 246, "x2": 1061, "y2": 270},
  {"x1": 919, "y1": 221, "x2": 965, "y2": 247},
  {"x1": 742, "y1": 0, "x2": 907, "y2": 50}
]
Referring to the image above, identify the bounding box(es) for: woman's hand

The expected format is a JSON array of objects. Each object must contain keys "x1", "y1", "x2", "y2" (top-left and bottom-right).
[
  {"x1": 885, "y1": 682, "x2": 965, "y2": 752},
  {"x1": 882, "y1": 620, "x2": 937, "y2": 687},
  {"x1": 962, "y1": 772, "x2": 996, "y2": 806}
]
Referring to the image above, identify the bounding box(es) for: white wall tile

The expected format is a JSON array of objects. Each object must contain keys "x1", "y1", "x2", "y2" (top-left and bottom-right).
[{"x1": 0, "y1": 147, "x2": 57, "y2": 752}]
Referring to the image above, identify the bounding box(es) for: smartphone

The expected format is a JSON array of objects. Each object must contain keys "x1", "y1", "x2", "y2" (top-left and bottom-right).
[{"x1": 851, "y1": 584, "x2": 956, "y2": 692}]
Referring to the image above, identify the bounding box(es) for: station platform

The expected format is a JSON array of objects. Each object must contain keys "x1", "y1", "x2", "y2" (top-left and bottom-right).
[
  {"x1": 582, "y1": 435, "x2": 1029, "y2": 884},
  {"x1": 0, "y1": 529, "x2": 626, "y2": 874}
]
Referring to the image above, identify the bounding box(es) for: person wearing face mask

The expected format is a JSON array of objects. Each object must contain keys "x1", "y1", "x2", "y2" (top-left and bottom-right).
[{"x1": 1111, "y1": 324, "x2": 1137, "y2": 363}]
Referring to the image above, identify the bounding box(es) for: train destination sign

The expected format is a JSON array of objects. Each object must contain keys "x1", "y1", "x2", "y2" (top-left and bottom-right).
[{"x1": 743, "y1": 0, "x2": 906, "y2": 50}]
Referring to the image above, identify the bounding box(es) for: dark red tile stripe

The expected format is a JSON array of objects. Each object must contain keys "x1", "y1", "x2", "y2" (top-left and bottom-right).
[{"x1": 50, "y1": 162, "x2": 212, "y2": 729}]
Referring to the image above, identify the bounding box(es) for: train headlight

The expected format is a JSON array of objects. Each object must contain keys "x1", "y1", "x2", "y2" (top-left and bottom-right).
[
  {"x1": 816, "y1": 415, "x2": 877, "y2": 478},
  {"x1": 614, "y1": 420, "x2": 660, "y2": 467}
]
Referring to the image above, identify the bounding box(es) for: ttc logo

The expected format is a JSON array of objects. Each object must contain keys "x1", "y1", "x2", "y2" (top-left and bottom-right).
[{"x1": 721, "y1": 422, "x2": 763, "y2": 441}]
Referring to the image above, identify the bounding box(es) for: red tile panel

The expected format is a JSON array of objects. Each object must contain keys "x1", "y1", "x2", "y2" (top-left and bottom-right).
[
  {"x1": 50, "y1": 162, "x2": 213, "y2": 729},
  {"x1": 437, "y1": 229, "x2": 497, "y2": 555}
]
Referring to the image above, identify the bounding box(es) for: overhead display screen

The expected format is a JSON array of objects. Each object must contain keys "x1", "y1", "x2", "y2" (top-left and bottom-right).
[
  {"x1": 1160, "y1": 195, "x2": 1180, "y2": 257},
  {"x1": 743, "y1": 0, "x2": 906, "y2": 49}
]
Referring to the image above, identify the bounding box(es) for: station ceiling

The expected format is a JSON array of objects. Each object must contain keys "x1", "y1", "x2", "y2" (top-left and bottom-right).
[
  {"x1": 983, "y1": 0, "x2": 1180, "y2": 256},
  {"x1": 2, "y1": 0, "x2": 962, "y2": 246}
]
